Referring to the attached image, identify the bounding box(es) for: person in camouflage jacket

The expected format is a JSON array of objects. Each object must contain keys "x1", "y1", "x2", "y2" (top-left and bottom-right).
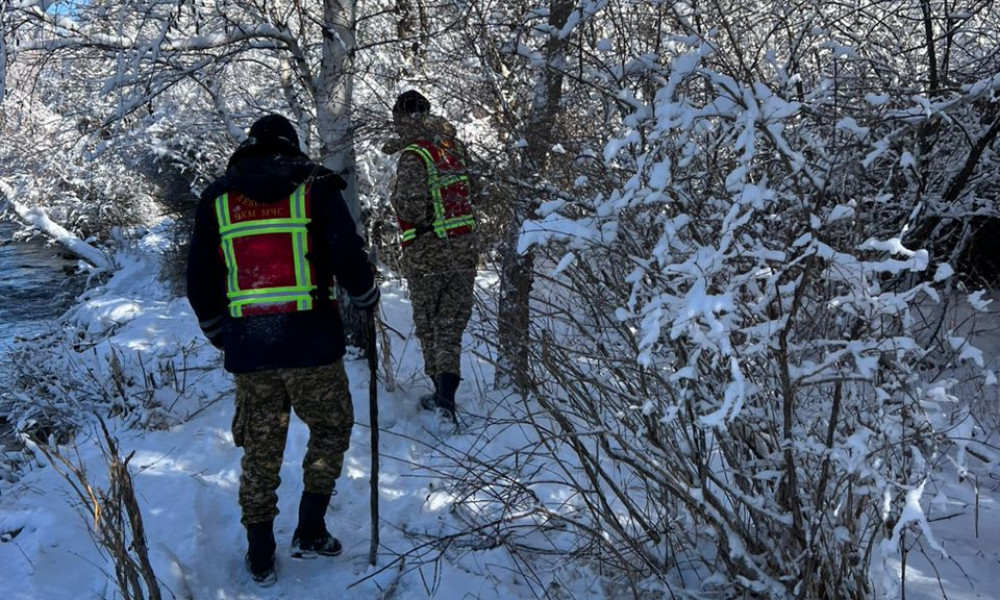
[{"x1": 382, "y1": 91, "x2": 478, "y2": 422}]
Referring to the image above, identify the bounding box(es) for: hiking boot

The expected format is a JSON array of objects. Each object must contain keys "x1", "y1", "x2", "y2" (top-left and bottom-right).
[
  {"x1": 290, "y1": 491, "x2": 342, "y2": 559},
  {"x1": 419, "y1": 375, "x2": 440, "y2": 411},
  {"x1": 419, "y1": 391, "x2": 438, "y2": 411},
  {"x1": 245, "y1": 521, "x2": 277, "y2": 586},
  {"x1": 291, "y1": 528, "x2": 343, "y2": 558}
]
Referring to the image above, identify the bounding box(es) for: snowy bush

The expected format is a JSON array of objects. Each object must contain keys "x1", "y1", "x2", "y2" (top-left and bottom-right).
[
  {"x1": 467, "y1": 11, "x2": 999, "y2": 599},
  {"x1": 3, "y1": 236, "x2": 224, "y2": 452}
]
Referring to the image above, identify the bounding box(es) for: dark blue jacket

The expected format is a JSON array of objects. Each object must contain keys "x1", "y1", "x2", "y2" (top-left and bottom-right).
[{"x1": 186, "y1": 140, "x2": 378, "y2": 374}]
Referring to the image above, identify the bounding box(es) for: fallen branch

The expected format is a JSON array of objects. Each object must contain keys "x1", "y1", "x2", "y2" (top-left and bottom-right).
[{"x1": 0, "y1": 179, "x2": 113, "y2": 270}]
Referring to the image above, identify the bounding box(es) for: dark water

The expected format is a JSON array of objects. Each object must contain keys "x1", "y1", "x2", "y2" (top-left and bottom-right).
[{"x1": 0, "y1": 221, "x2": 87, "y2": 448}]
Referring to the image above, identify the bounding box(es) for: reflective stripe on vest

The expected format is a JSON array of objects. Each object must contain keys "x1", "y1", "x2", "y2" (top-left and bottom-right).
[
  {"x1": 214, "y1": 184, "x2": 317, "y2": 318},
  {"x1": 399, "y1": 141, "x2": 475, "y2": 247}
]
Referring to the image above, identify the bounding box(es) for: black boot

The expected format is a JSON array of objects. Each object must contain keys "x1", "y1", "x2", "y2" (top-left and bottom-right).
[
  {"x1": 435, "y1": 373, "x2": 460, "y2": 423},
  {"x1": 291, "y1": 491, "x2": 342, "y2": 559},
  {"x1": 245, "y1": 521, "x2": 276, "y2": 586},
  {"x1": 419, "y1": 374, "x2": 440, "y2": 411}
]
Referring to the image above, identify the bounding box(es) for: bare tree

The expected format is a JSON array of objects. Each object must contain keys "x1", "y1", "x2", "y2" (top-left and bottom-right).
[{"x1": 496, "y1": 0, "x2": 575, "y2": 389}]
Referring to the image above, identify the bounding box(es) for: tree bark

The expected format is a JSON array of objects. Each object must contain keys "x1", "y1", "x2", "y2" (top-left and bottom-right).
[
  {"x1": 317, "y1": 0, "x2": 370, "y2": 349},
  {"x1": 0, "y1": 0, "x2": 8, "y2": 105},
  {"x1": 496, "y1": 0, "x2": 573, "y2": 389},
  {"x1": 317, "y1": 0, "x2": 359, "y2": 224},
  {"x1": 919, "y1": 0, "x2": 939, "y2": 94},
  {"x1": 2, "y1": 191, "x2": 112, "y2": 271}
]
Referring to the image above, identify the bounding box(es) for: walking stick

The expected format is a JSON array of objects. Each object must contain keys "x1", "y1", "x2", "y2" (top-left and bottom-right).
[{"x1": 367, "y1": 309, "x2": 380, "y2": 566}]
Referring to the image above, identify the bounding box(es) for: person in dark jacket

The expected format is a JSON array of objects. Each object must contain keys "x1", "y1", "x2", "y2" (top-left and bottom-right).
[{"x1": 186, "y1": 114, "x2": 379, "y2": 586}]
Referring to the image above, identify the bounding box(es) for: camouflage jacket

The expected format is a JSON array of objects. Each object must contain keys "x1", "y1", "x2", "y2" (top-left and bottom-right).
[{"x1": 384, "y1": 115, "x2": 479, "y2": 277}]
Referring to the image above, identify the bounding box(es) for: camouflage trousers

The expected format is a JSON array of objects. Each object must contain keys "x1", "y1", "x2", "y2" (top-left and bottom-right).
[
  {"x1": 404, "y1": 259, "x2": 476, "y2": 378},
  {"x1": 231, "y1": 361, "x2": 354, "y2": 526}
]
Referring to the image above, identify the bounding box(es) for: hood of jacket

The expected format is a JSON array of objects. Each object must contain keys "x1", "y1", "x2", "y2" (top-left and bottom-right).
[
  {"x1": 222, "y1": 140, "x2": 344, "y2": 204},
  {"x1": 382, "y1": 115, "x2": 458, "y2": 155}
]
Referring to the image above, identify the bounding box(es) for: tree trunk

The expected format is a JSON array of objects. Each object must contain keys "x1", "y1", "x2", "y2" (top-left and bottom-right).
[
  {"x1": 496, "y1": 0, "x2": 573, "y2": 389},
  {"x1": 919, "y1": 0, "x2": 939, "y2": 94},
  {"x1": 396, "y1": 0, "x2": 428, "y2": 59},
  {"x1": 317, "y1": 0, "x2": 359, "y2": 224},
  {"x1": 317, "y1": 0, "x2": 370, "y2": 349},
  {"x1": 0, "y1": 0, "x2": 8, "y2": 104}
]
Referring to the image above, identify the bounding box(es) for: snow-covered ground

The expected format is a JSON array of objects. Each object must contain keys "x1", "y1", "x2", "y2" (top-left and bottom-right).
[
  {"x1": 1, "y1": 226, "x2": 998, "y2": 599},
  {"x1": 0, "y1": 226, "x2": 590, "y2": 599}
]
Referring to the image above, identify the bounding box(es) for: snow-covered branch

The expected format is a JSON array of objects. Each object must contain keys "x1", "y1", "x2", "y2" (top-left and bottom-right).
[{"x1": 1, "y1": 179, "x2": 112, "y2": 270}]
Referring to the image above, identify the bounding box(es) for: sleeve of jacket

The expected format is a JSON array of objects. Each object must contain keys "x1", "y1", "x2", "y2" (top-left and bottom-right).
[
  {"x1": 312, "y1": 173, "x2": 380, "y2": 311},
  {"x1": 185, "y1": 190, "x2": 229, "y2": 348},
  {"x1": 391, "y1": 152, "x2": 430, "y2": 225}
]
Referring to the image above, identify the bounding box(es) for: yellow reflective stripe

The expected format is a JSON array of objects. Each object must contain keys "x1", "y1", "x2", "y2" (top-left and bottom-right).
[
  {"x1": 218, "y1": 185, "x2": 318, "y2": 317},
  {"x1": 214, "y1": 193, "x2": 232, "y2": 227},
  {"x1": 214, "y1": 193, "x2": 241, "y2": 295},
  {"x1": 219, "y1": 218, "x2": 311, "y2": 237},
  {"x1": 431, "y1": 174, "x2": 468, "y2": 187},
  {"x1": 446, "y1": 215, "x2": 476, "y2": 227},
  {"x1": 402, "y1": 144, "x2": 474, "y2": 243},
  {"x1": 289, "y1": 185, "x2": 312, "y2": 310},
  {"x1": 229, "y1": 294, "x2": 312, "y2": 305},
  {"x1": 227, "y1": 287, "x2": 316, "y2": 316},
  {"x1": 229, "y1": 296, "x2": 314, "y2": 317},
  {"x1": 432, "y1": 216, "x2": 476, "y2": 236},
  {"x1": 229, "y1": 285, "x2": 313, "y2": 298},
  {"x1": 404, "y1": 145, "x2": 437, "y2": 175},
  {"x1": 291, "y1": 184, "x2": 306, "y2": 218}
]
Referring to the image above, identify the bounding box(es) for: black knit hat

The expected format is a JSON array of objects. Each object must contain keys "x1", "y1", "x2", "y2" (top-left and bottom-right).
[
  {"x1": 248, "y1": 114, "x2": 300, "y2": 149},
  {"x1": 392, "y1": 90, "x2": 431, "y2": 116}
]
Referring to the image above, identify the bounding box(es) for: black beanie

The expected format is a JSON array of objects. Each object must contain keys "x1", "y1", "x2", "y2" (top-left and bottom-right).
[
  {"x1": 248, "y1": 114, "x2": 300, "y2": 149},
  {"x1": 392, "y1": 90, "x2": 431, "y2": 116}
]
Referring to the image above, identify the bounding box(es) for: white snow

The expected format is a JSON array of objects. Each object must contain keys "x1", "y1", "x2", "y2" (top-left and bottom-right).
[{"x1": 0, "y1": 231, "x2": 603, "y2": 599}]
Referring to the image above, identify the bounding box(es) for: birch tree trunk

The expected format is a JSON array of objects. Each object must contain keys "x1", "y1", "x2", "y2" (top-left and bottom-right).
[
  {"x1": 496, "y1": 0, "x2": 573, "y2": 389},
  {"x1": 317, "y1": 0, "x2": 369, "y2": 348},
  {"x1": 317, "y1": 0, "x2": 359, "y2": 224},
  {"x1": 1, "y1": 181, "x2": 112, "y2": 270},
  {"x1": 0, "y1": 0, "x2": 8, "y2": 105}
]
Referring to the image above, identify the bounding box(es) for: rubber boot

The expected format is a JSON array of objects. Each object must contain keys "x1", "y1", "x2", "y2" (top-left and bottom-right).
[
  {"x1": 245, "y1": 520, "x2": 276, "y2": 586},
  {"x1": 436, "y1": 372, "x2": 460, "y2": 423},
  {"x1": 291, "y1": 491, "x2": 342, "y2": 558}
]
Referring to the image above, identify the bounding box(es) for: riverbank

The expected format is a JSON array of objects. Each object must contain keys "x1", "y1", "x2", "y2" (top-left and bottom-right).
[{"x1": 0, "y1": 221, "x2": 88, "y2": 452}]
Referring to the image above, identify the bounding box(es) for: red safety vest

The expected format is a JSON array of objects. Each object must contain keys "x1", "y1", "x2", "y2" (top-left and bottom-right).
[
  {"x1": 397, "y1": 139, "x2": 476, "y2": 248},
  {"x1": 214, "y1": 183, "x2": 333, "y2": 317}
]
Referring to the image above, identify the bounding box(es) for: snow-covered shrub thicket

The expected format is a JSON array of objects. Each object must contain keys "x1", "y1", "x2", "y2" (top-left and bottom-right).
[
  {"x1": 3, "y1": 236, "x2": 222, "y2": 440},
  {"x1": 457, "y1": 2, "x2": 999, "y2": 598},
  {"x1": 1, "y1": 9, "x2": 165, "y2": 242},
  {"x1": 1, "y1": 0, "x2": 329, "y2": 253},
  {"x1": 0, "y1": 82, "x2": 159, "y2": 243}
]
